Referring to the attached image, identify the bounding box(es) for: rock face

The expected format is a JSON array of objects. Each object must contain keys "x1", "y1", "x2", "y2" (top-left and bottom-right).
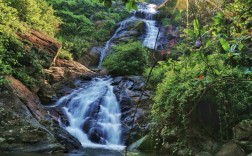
[
  {"x1": 78, "y1": 46, "x2": 102, "y2": 67},
  {"x1": 0, "y1": 76, "x2": 82, "y2": 153},
  {"x1": 111, "y1": 76, "x2": 153, "y2": 145},
  {"x1": 40, "y1": 59, "x2": 96, "y2": 104},
  {"x1": 233, "y1": 120, "x2": 252, "y2": 154},
  {"x1": 44, "y1": 59, "x2": 95, "y2": 85},
  {"x1": 216, "y1": 141, "x2": 246, "y2": 156},
  {"x1": 18, "y1": 30, "x2": 61, "y2": 68}
]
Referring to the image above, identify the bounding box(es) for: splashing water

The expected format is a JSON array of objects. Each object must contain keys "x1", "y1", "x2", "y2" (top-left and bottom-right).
[
  {"x1": 56, "y1": 78, "x2": 125, "y2": 150},
  {"x1": 98, "y1": 3, "x2": 166, "y2": 67}
]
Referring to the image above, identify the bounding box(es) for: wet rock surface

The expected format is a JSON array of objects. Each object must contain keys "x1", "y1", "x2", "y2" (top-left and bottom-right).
[
  {"x1": 0, "y1": 76, "x2": 82, "y2": 153},
  {"x1": 111, "y1": 76, "x2": 153, "y2": 145},
  {"x1": 233, "y1": 120, "x2": 252, "y2": 154}
]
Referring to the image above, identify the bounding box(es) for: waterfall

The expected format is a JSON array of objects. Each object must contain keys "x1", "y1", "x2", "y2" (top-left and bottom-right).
[
  {"x1": 56, "y1": 78, "x2": 125, "y2": 150},
  {"x1": 54, "y1": 2, "x2": 166, "y2": 151},
  {"x1": 98, "y1": 3, "x2": 166, "y2": 67},
  {"x1": 98, "y1": 17, "x2": 137, "y2": 67},
  {"x1": 139, "y1": 4, "x2": 159, "y2": 49}
]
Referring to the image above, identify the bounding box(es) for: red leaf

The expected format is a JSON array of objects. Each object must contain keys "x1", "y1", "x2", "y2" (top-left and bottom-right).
[{"x1": 199, "y1": 75, "x2": 204, "y2": 80}]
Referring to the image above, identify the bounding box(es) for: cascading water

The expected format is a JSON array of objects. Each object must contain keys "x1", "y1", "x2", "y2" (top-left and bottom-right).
[
  {"x1": 98, "y1": 3, "x2": 167, "y2": 67},
  {"x1": 55, "y1": 78, "x2": 124, "y2": 150},
  {"x1": 138, "y1": 4, "x2": 159, "y2": 49},
  {"x1": 54, "y1": 2, "x2": 166, "y2": 152},
  {"x1": 98, "y1": 17, "x2": 137, "y2": 67}
]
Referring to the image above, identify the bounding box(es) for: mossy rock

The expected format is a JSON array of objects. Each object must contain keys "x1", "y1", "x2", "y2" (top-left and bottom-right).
[
  {"x1": 138, "y1": 135, "x2": 154, "y2": 151},
  {"x1": 129, "y1": 135, "x2": 154, "y2": 151},
  {"x1": 129, "y1": 21, "x2": 145, "y2": 33}
]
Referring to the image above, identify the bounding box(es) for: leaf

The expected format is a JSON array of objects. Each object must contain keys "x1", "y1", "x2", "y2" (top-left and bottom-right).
[
  {"x1": 187, "y1": 29, "x2": 194, "y2": 38},
  {"x1": 104, "y1": 0, "x2": 112, "y2": 7},
  {"x1": 199, "y1": 75, "x2": 204, "y2": 80},
  {"x1": 238, "y1": 43, "x2": 244, "y2": 51},
  {"x1": 126, "y1": 0, "x2": 132, "y2": 11},
  {"x1": 205, "y1": 40, "x2": 211, "y2": 48},
  {"x1": 193, "y1": 19, "x2": 199, "y2": 38},
  {"x1": 219, "y1": 38, "x2": 230, "y2": 52},
  {"x1": 132, "y1": 1, "x2": 138, "y2": 10}
]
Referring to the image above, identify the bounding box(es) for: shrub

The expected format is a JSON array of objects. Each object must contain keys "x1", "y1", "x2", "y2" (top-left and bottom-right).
[
  {"x1": 102, "y1": 42, "x2": 149, "y2": 75},
  {"x1": 57, "y1": 49, "x2": 73, "y2": 60}
]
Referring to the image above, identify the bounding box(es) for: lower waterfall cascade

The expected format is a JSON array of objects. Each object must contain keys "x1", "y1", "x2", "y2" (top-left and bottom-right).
[{"x1": 56, "y1": 78, "x2": 124, "y2": 150}]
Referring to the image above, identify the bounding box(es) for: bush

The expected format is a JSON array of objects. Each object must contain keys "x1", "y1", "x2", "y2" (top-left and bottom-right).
[
  {"x1": 102, "y1": 42, "x2": 150, "y2": 75},
  {"x1": 57, "y1": 49, "x2": 73, "y2": 60}
]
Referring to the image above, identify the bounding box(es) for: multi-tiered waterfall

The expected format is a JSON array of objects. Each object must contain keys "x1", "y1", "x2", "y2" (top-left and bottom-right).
[{"x1": 55, "y1": 3, "x2": 165, "y2": 151}]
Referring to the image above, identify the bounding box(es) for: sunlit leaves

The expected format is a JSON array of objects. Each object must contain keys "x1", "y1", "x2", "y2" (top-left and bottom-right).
[
  {"x1": 219, "y1": 38, "x2": 230, "y2": 52},
  {"x1": 193, "y1": 19, "x2": 199, "y2": 38},
  {"x1": 126, "y1": 0, "x2": 137, "y2": 11}
]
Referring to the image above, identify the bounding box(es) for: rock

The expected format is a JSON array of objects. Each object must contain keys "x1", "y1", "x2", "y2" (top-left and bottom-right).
[
  {"x1": 0, "y1": 77, "x2": 63, "y2": 153},
  {"x1": 233, "y1": 120, "x2": 252, "y2": 141},
  {"x1": 111, "y1": 76, "x2": 123, "y2": 85},
  {"x1": 237, "y1": 141, "x2": 252, "y2": 154},
  {"x1": 216, "y1": 141, "x2": 246, "y2": 156},
  {"x1": 5, "y1": 76, "x2": 46, "y2": 120},
  {"x1": 44, "y1": 59, "x2": 95, "y2": 85},
  {"x1": 78, "y1": 46, "x2": 102, "y2": 67},
  {"x1": 18, "y1": 30, "x2": 60, "y2": 68},
  {"x1": 37, "y1": 83, "x2": 57, "y2": 105},
  {"x1": 128, "y1": 135, "x2": 152, "y2": 151},
  {"x1": 195, "y1": 152, "x2": 214, "y2": 156},
  {"x1": 0, "y1": 76, "x2": 82, "y2": 153},
  {"x1": 135, "y1": 135, "x2": 154, "y2": 151},
  {"x1": 233, "y1": 120, "x2": 252, "y2": 154},
  {"x1": 112, "y1": 21, "x2": 145, "y2": 45},
  {"x1": 112, "y1": 76, "x2": 152, "y2": 145}
]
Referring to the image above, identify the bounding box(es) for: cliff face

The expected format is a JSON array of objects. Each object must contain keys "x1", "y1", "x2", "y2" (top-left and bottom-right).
[
  {"x1": 0, "y1": 76, "x2": 63, "y2": 153},
  {"x1": 0, "y1": 30, "x2": 91, "y2": 153}
]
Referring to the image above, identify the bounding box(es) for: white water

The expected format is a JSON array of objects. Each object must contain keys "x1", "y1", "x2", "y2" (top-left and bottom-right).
[
  {"x1": 54, "y1": 3, "x2": 164, "y2": 151},
  {"x1": 56, "y1": 78, "x2": 125, "y2": 150},
  {"x1": 98, "y1": 3, "x2": 162, "y2": 67},
  {"x1": 98, "y1": 17, "x2": 137, "y2": 67},
  {"x1": 139, "y1": 4, "x2": 159, "y2": 49}
]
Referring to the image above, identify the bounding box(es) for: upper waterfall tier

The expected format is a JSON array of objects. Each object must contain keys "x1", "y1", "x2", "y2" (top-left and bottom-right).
[{"x1": 98, "y1": 3, "x2": 167, "y2": 67}]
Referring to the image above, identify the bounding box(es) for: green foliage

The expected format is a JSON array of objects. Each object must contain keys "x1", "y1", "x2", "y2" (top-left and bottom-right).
[
  {"x1": 47, "y1": 0, "x2": 129, "y2": 59},
  {"x1": 0, "y1": 0, "x2": 58, "y2": 87},
  {"x1": 103, "y1": 42, "x2": 149, "y2": 75},
  {"x1": 57, "y1": 49, "x2": 73, "y2": 60},
  {"x1": 152, "y1": 0, "x2": 252, "y2": 153},
  {"x1": 3, "y1": 0, "x2": 59, "y2": 35}
]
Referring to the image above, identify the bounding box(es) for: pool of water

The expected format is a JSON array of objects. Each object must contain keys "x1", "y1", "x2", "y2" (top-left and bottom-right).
[{"x1": 2, "y1": 148, "x2": 161, "y2": 156}]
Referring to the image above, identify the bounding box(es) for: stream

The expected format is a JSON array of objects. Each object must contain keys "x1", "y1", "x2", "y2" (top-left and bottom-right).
[{"x1": 55, "y1": 3, "x2": 166, "y2": 155}]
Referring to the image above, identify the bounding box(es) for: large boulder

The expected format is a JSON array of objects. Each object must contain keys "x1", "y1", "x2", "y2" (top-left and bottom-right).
[
  {"x1": 216, "y1": 141, "x2": 246, "y2": 156},
  {"x1": 112, "y1": 76, "x2": 153, "y2": 145},
  {"x1": 233, "y1": 120, "x2": 252, "y2": 154},
  {"x1": 44, "y1": 59, "x2": 95, "y2": 85},
  {"x1": 233, "y1": 120, "x2": 252, "y2": 141},
  {"x1": 0, "y1": 76, "x2": 82, "y2": 153}
]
